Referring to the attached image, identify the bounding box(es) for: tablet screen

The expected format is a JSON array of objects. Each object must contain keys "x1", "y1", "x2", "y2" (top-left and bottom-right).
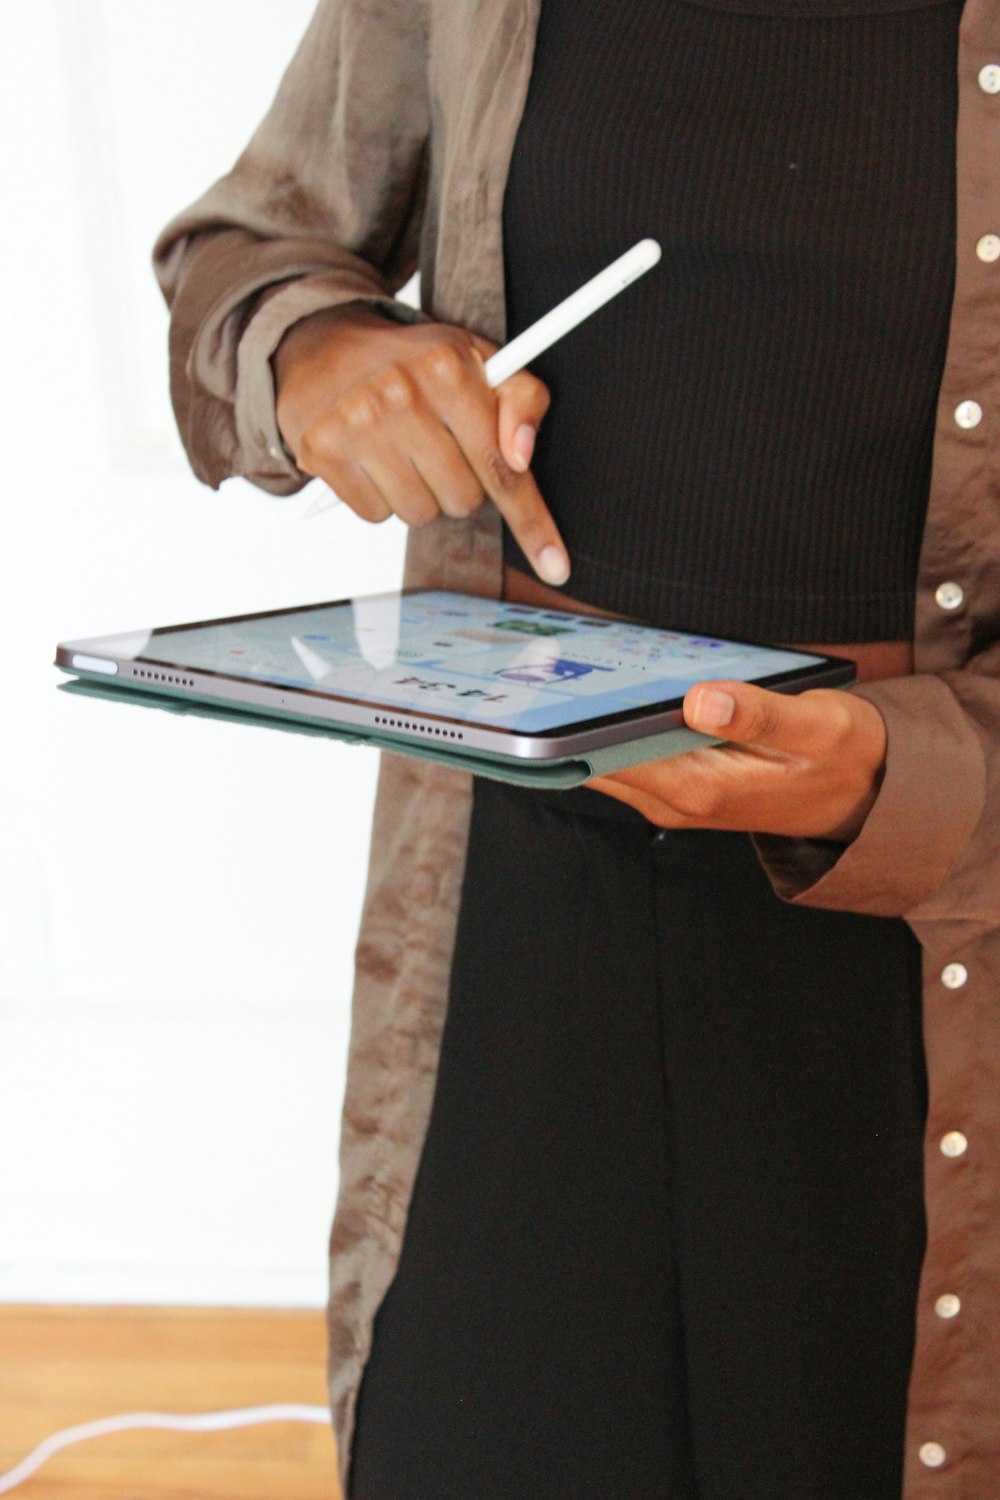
[{"x1": 129, "y1": 590, "x2": 829, "y2": 736}]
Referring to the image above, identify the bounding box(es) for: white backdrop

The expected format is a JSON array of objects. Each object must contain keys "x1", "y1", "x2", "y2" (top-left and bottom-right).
[{"x1": 0, "y1": 1, "x2": 408, "y2": 1304}]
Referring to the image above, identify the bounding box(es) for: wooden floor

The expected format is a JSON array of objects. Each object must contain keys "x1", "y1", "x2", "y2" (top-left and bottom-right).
[{"x1": 0, "y1": 1306, "x2": 342, "y2": 1499}]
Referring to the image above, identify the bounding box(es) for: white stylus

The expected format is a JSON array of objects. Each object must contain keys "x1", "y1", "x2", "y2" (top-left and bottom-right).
[
  {"x1": 303, "y1": 237, "x2": 662, "y2": 517},
  {"x1": 482, "y1": 237, "x2": 661, "y2": 387}
]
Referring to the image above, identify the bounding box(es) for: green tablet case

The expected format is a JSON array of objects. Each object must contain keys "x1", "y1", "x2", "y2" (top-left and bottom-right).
[{"x1": 58, "y1": 675, "x2": 723, "y2": 790}]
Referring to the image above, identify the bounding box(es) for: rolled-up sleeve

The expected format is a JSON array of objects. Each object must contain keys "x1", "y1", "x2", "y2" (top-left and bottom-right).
[
  {"x1": 152, "y1": 0, "x2": 429, "y2": 493},
  {"x1": 754, "y1": 668, "x2": 1000, "y2": 937}
]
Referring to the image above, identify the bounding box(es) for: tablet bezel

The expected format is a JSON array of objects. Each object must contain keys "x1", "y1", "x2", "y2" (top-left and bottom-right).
[{"x1": 55, "y1": 589, "x2": 857, "y2": 762}]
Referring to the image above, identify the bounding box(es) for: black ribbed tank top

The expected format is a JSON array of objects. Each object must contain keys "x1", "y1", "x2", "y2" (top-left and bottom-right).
[{"x1": 501, "y1": 0, "x2": 961, "y2": 641}]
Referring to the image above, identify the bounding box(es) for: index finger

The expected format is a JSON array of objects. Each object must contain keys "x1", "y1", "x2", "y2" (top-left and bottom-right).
[
  {"x1": 478, "y1": 444, "x2": 570, "y2": 586},
  {"x1": 436, "y1": 359, "x2": 569, "y2": 586}
]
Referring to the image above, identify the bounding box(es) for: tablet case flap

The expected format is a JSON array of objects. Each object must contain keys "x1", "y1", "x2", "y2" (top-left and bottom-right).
[{"x1": 58, "y1": 677, "x2": 721, "y2": 790}]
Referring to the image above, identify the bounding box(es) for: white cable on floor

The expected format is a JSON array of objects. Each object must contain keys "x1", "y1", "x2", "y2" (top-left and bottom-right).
[{"x1": 0, "y1": 1404, "x2": 331, "y2": 1493}]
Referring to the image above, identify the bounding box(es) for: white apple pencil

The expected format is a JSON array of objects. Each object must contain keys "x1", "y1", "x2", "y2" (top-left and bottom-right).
[
  {"x1": 482, "y1": 236, "x2": 662, "y2": 386},
  {"x1": 303, "y1": 237, "x2": 662, "y2": 517}
]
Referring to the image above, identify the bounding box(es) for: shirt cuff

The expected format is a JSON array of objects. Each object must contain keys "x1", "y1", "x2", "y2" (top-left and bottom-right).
[
  {"x1": 754, "y1": 674, "x2": 986, "y2": 918},
  {"x1": 233, "y1": 274, "x2": 428, "y2": 494}
]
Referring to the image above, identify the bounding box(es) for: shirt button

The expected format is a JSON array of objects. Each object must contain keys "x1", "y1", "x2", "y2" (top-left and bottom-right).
[
  {"x1": 920, "y1": 1442, "x2": 948, "y2": 1469},
  {"x1": 954, "y1": 399, "x2": 983, "y2": 429},
  {"x1": 941, "y1": 962, "x2": 968, "y2": 989},
  {"x1": 935, "y1": 581, "x2": 964, "y2": 611},
  {"x1": 979, "y1": 63, "x2": 1000, "y2": 93},
  {"x1": 940, "y1": 1131, "x2": 968, "y2": 1158},
  {"x1": 977, "y1": 233, "x2": 1000, "y2": 262},
  {"x1": 935, "y1": 1293, "x2": 961, "y2": 1319},
  {"x1": 268, "y1": 444, "x2": 283, "y2": 461}
]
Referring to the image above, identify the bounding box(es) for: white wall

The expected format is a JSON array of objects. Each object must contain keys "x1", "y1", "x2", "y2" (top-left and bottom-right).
[{"x1": 0, "y1": 1, "x2": 408, "y2": 1305}]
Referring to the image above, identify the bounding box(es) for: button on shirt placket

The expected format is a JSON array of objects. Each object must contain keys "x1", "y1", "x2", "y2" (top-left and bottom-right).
[
  {"x1": 906, "y1": 48, "x2": 1000, "y2": 1474},
  {"x1": 922, "y1": 1118, "x2": 969, "y2": 1472},
  {"x1": 917, "y1": 1110, "x2": 968, "y2": 1478},
  {"x1": 938, "y1": 78, "x2": 1000, "y2": 1495},
  {"x1": 934, "y1": 393, "x2": 982, "y2": 613},
  {"x1": 920, "y1": 1441, "x2": 949, "y2": 1470},
  {"x1": 917, "y1": 958, "x2": 973, "y2": 1479},
  {"x1": 937, "y1": 116, "x2": 1000, "y2": 629},
  {"x1": 932, "y1": 961, "x2": 967, "y2": 1335}
]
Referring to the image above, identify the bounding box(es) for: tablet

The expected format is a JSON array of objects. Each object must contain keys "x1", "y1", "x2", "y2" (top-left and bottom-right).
[{"x1": 55, "y1": 590, "x2": 855, "y2": 788}]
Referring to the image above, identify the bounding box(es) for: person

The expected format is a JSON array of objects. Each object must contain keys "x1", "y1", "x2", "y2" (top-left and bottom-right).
[{"x1": 154, "y1": 1, "x2": 1000, "y2": 1495}]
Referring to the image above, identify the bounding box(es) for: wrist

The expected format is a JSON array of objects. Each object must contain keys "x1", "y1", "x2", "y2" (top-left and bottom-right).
[
  {"x1": 273, "y1": 304, "x2": 387, "y2": 456},
  {"x1": 818, "y1": 695, "x2": 888, "y2": 842},
  {"x1": 820, "y1": 762, "x2": 885, "y2": 843},
  {"x1": 273, "y1": 303, "x2": 391, "y2": 390}
]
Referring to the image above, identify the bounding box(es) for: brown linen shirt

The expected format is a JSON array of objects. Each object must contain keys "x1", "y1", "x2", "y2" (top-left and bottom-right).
[{"x1": 154, "y1": 3, "x2": 1000, "y2": 1492}]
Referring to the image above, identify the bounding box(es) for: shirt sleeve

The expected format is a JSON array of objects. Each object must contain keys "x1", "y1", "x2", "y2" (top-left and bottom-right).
[
  {"x1": 754, "y1": 656, "x2": 998, "y2": 939},
  {"x1": 152, "y1": 0, "x2": 430, "y2": 495}
]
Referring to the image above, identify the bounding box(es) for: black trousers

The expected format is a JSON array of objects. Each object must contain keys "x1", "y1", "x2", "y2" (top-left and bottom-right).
[{"x1": 351, "y1": 779, "x2": 927, "y2": 1500}]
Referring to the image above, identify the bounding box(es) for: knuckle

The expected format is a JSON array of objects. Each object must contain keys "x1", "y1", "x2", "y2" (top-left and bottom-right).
[
  {"x1": 421, "y1": 341, "x2": 468, "y2": 387},
  {"x1": 749, "y1": 699, "x2": 783, "y2": 742},
  {"x1": 394, "y1": 480, "x2": 439, "y2": 529},
  {"x1": 828, "y1": 692, "x2": 856, "y2": 738},
  {"x1": 374, "y1": 365, "x2": 417, "y2": 412},
  {"x1": 346, "y1": 491, "x2": 389, "y2": 525},
  {"x1": 450, "y1": 484, "x2": 485, "y2": 517},
  {"x1": 437, "y1": 474, "x2": 483, "y2": 518},
  {"x1": 355, "y1": 490, "x2": 392, "y2": 524},
  {"x1": 520, "y1": 372, "x2": 551, "y2": 416},
  {"x1": 401, "y1": 489, "x2": 440, "y2": 527},
  {"x1": 296, "y1": 432, "x2": 319, "y2": 474},
  {"x1": 481, "y1": 443, "x2": 516, "y2": 494},
  {"x1": 818, "y1": 693, "x2": 856, "y2": 754},
  {"x1": 298, "y1": 422, "x2": 338, "y2": 472},
  {"x1": 339, "y1": 389, "x2": 379, "y2": 432}
]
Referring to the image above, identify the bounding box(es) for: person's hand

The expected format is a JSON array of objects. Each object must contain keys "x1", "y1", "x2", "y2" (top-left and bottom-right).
[
  {"x1": 589, "y1": 682, "x2": 887, "y2": 842},
  {"x1": 274, "y1": 304, "x2": 569, "y2": 586}
]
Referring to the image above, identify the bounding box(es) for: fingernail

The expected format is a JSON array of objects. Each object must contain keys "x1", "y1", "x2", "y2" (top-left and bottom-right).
[
  {"x1": 538, "y1": 545, "x2": 570, "y2": 586},
  {"x1": 693, "y1": 689, "x2": 735, "y2": 729},
  {"x1": 511, "y1": 424, "x2": 536, "y2": 473}
]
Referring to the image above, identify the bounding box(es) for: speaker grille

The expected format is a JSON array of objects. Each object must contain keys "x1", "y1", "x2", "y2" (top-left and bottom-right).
[
  {"x1": 373, "y1": 714, "x2": 464, "y2": 741},
  {"x1": 133, "y1": 667, "x2": 196, "y2": 688}
]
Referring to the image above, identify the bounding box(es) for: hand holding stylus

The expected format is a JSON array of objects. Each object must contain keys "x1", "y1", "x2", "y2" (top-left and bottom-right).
[{"x1": 274, "y1": 241, "x2": 660, "y2": 587}]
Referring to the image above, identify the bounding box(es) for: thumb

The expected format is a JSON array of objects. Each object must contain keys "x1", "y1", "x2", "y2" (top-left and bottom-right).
[
  {"x1": 466, "y1": 335, "x2": 552, "y2": 473},
  {"x1": 495, "y1": 369, "x2": 552, "y2": 472},
  {"x1": 684, "y1": 680, "x2": 811, "y2": 751}
]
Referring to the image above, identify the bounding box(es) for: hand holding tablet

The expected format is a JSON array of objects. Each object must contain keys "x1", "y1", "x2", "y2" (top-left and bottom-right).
[
  {"x1": 590, "y1": 673, "x2": 887, "y2": 843},
  {"x1": 56, "y1": 590, "x2": 855, "y2": 794}
]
